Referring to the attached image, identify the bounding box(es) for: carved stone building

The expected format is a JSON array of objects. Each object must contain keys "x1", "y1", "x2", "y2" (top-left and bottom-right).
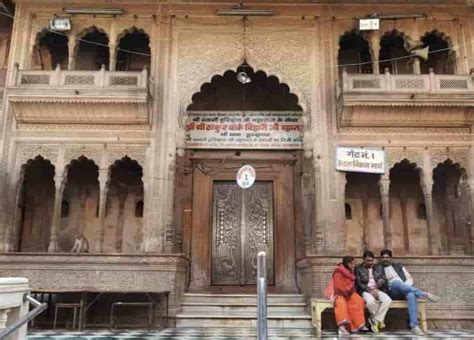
[{"x1": 0, "y1": 0, "x2": 473, "y2": 329}]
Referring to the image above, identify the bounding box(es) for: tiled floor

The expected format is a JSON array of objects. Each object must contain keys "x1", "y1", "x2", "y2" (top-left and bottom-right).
[{"x1": 28, "y1": 328, "x2": 474, "y2": 339}]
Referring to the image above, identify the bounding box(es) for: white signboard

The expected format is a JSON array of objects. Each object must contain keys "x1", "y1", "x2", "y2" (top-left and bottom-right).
[
  {"x1": 359, "y1": 18, "x2": 380, "y2": 31},
  {"x1": 336, "y1": 147, "x2": 385, "y2": 174},
  {"x1": 237, "y1": 165, "x2": 256, "y2": 189},
  {"x1": 185, "y1": 111, "x2": 304, "y2": 149}
]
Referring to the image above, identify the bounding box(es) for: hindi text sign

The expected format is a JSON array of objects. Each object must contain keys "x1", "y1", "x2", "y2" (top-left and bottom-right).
[
  {"x1": 185, "y1": 111, "x2": 304, "y2": 149},
  {"x1": 336, "y1": 147, "x2": 385, "y2": 174}
]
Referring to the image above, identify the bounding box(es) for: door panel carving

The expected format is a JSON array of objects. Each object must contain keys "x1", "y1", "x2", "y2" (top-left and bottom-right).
[{"x1": 212, "y1": 181, "x2": 274, "y2": 285}]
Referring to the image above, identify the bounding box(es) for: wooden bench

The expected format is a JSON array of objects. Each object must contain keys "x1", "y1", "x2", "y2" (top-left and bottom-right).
[{"x1": 311, "y1": 298, "x2": 428, "y2": 336}]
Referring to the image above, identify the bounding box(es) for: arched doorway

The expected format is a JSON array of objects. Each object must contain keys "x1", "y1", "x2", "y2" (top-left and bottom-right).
[{"x1": 180, "y1": 64, "x2": 305, "y2": 293}]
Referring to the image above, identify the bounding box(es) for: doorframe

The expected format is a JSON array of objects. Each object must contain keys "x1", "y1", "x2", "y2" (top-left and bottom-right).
[{"x1": 187, "y1": 150, "x2": 299, "y2": 293}]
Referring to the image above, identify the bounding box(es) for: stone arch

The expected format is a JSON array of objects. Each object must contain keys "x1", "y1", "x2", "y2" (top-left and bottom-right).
[
  {"x1": 379, "y1": 29, "x2": 413, "y2": 74},
  {"x1": 337, "y1": 29, "x2": 372, "y2": 75},
  {"x1": 106, "y1": 156, "x2": 144, "y2": 253},
  {"x1": 15, "y1": 156, "x2": 55, "y2": 252},
  {"x1": 74, "y1": 26, "x2": 110, "y2": 70},
  {"x1": 432, "y1": 159, "x2": 470, "y2": 254},
  {"x1": 59, "y1": 156, "x2": 100, "y2": 252},
  {"x1": 32, "y1": 28, "x2": 69, "y2": 70},
  {"x1": 115, "y1": 27, "x2": 151, "y2": 71},
  {"x1": 179, "y1": 61, "x2": 310, "y2": 128},
  {"x1": 389, "y1": 158, "x2": 428, "y2": 255},
  {"x1": 420, "y1": 30, "x2": 455, "y2": 74}
]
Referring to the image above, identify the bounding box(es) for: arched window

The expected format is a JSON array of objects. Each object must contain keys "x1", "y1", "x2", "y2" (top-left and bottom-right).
[
  {"x1": 338, "y1": 31, "x2": 372, "y2": 75},
  {"x1": 345, "y1": 203, "x2": 352, "y2": 220},
  {"x1": 32, "y1": 30, "x2": 68, "y2": 70},
  {"x1": 379, "y1": 31, "x2": 411, "y2": 74},
  {"x1": 75, "y1": 27, "x2": 109, "y2": 70},
  {"x1": 417, "y1": 203, "x2": 427, "y2": 220},
  {"x1": 420, "y1": 31, "x2": 455, "y2": 75},
  {"x1": 116, "y1": 28, "x2": 151, "y2": 71}
]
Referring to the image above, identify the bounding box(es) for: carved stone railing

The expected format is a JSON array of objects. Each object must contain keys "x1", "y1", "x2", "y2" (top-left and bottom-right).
[
  {"x1": 340, "y1": 69, "x2": 474, "y2": 107},
  {"x1": 11, "y1": 64, "x2": 148, "y2": 89},
  {"x1": 0, "y1": 277, "x2": 30, "y2": 340},
  {"x1": 6, "y1": 65, "x2": 150, "y2": 126}
]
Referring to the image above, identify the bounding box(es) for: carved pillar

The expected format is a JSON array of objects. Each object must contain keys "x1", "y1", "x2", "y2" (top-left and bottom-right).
[
  {"x1": 421, "y1": 150, "x2": 440, "y2": 254},
  {"x1": 412, "y1": 58, "x2": 421, "y2": 75},
  {"x1": 369, "y1": 32, "x2": 380, "y2": 74},
  {"x1": 48, "y1": 173, "x2": 66, "y2": 252},
  {"x1": 94, "y1": 169, "x2": 109, "y2": 253},
  {"x1": 115, "y1": 190, "x2": 127, "y2": 252},
  {"x1": 67, "y1": 36, "x2": 77, "y2": 71},
  {"x1": 313, "y1": 157, "x2": 325, "y2": 253},
  {"x1": 378, "y1": 174, "x2": 392, "y2": 249},
  {"x1": 469, "y1": 184, "x2": 474, "y2": 255},
  {"x1": 109, "y1": 44, "x2": 117, "y2": 71}
]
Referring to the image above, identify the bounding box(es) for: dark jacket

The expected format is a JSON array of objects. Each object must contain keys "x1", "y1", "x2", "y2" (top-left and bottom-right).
[
  {"x1": 388, "y1": 262, "x2": 407, "y2": 282},
  {"x1": 355, "y1": 263, "x2": 389, "y2": 295}
]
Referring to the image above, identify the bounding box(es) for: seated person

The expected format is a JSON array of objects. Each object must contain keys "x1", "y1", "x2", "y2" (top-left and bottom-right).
[
  {"x1": 355, "y1": 250, "x2": 392, "y2": 333},
  {"x1": 380, "y1": 249, "x2": 440, "y2": 336},
  {"x1": 332, "y1": 256, "x2": 366, "y2": 336}
]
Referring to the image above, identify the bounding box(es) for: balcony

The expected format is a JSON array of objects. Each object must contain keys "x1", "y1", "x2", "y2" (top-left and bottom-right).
[
  {"x1": 7, "y1": 65, "x2": 150, "y2": 126},
  {"x1": 338, "y1": 69, "x2": 474, "y2": 128}
]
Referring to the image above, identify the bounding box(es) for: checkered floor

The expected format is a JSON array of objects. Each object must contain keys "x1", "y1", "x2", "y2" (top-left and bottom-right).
[{"x1": 28, "y1": 328, "x2": 474, "y2": 339}]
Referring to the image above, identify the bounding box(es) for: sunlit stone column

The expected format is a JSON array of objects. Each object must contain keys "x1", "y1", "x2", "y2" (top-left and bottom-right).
[
  {"x1": 67, "y1": 36, "x2": 77, "y2": 71},
  {"x1": 94, "y1": 169, "x2": 109, "y2": 253},
  {"x1": 312, "y1": 157, "x2": 325, "y2": 253},
  {"x1": 109, "y1": 44, "x2": 117, "y2": 71},
  {"x1": 369, "y1": 32, "x2": 380, "y2": 74},
  {"x1": 378, "y1": 174, "x2": 392, "y2": 249},
  {"x1": 48, "y1": 172, "x2": 66, "y2": 252},
  {"x1": 421, "y1": 151, "x2": 439, "y2": 255}
]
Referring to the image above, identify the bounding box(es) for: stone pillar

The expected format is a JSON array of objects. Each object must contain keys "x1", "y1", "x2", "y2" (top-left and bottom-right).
[
  {"x1": 109, "y1": 44, "x2": 117, "y2": 71},
  {"x1": 369, "y1": 32, "x2": 380, "y2": 74},
  {"x1": 67, "y1": 36, "x2": 77, "y2": 71},
  {"x1": 412, "y1": 57, "x2": 421, "y2": 75},
  {"x1": 94, "y1": 169, "x2": 109, "y2": 253},
  {"x1": 421, "y1": 182, "x2": 438, "y2": 255},
  {"x1": 48, "y1": 173, "x2": 66, "y2": 252},
  {"x1": 115, "y1": 191, "x2": 127, "y2": 252},
  {"x1": 468, "y1": 184, "x2": 474, "y2": 255},
  {"x1": 312, "y1": 157, "x2": 325, "y2": 253},
  {"x1": 378, "y1": 174, "x2": 392, "y2": 249}
]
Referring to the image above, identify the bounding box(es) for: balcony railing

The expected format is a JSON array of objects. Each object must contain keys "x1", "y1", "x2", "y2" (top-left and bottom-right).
[
  {"x1": 11, "y1": 64, "x2": 148, "y2": 89},
  {"x1": 342, "y1": 69, "x2": 474, "y2": 94},
  {"x1": 339, "y1": 69, "x2": 474, "y2": 109},
  {"x1": 6, "y1": 65, "x2": 150, "y2": 126}
]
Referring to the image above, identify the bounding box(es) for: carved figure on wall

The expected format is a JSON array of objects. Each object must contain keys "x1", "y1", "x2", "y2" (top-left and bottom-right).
[{"x1": 70, "y1": 233, "x2": 89, "y2": 253}]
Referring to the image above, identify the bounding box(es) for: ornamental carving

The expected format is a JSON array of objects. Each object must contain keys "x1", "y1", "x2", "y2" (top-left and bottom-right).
[
  {"x1": 430, "y1": 149, "x2": 468, "y2": 170},
  {"x1": 107, "y1": 147, "x2": 148, "y2": 168},
  {"x1": 386, "y1": 149, "x2": 423, "y2": 169},
  {"x1": 16, "y1": 144, "x2": 59, "y2": 168},
  {"x1": 65, "y1": 147, "x2": 103, "y2": 165},
  {"x1": 177, "y1": 29, "x2": 313, "y2": 127}
]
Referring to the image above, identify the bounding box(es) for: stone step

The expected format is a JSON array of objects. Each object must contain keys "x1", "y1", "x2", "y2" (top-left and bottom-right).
[
  {"x1": 181, "y1": 293, "x2": 307, "y2": 304},
  {"x1": 181, "y1": 303, "x2": 307, "y2": 314},
  {"x1": 176, "y1": 313, "x2": 313, "y2": 328}
]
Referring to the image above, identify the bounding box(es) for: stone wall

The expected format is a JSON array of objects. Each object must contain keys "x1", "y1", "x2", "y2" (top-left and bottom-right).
[
  {"x1": 0, "y1": 254, "x2": 189, "y2": 314},
  {"x1": 297, "y1": 256, "x2": 474, "y2": 329}
]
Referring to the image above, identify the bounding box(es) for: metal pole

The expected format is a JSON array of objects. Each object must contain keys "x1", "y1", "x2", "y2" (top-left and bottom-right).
[{"x1": 257, "y1": 251, "x2": 268, "y2": 340}]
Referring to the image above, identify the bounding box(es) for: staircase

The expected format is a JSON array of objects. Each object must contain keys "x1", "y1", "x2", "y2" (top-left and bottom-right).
[{"x1": 176, "y1": 293, "x2": 312, "y2": 329}]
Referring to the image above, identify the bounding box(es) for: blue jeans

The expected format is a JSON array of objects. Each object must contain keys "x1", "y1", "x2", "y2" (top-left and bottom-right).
[{"x1": 388, "y1": 280, "x2": 426, "y2": 328}]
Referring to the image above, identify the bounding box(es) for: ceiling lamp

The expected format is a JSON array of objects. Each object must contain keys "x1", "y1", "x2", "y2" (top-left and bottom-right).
[
  {"x1": 63, "y1": 8, "x2": 124, "y2": 15},
  {"x1": 217, "y1": 3, "x2": 275, "y2": 16}
]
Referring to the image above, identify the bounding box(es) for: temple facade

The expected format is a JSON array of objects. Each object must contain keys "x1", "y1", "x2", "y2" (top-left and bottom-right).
[{"x1": 0, "y1": 0, "x2": 473, "y2": 329}]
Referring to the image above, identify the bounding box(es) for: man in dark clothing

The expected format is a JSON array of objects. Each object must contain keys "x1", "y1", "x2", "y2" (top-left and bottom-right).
[
  {"x1": 355, "y1": 251, "x2": 391, "y2": 333},
  {"x1": 380, "y1": 249, "x2": 440, "y2": 336}
]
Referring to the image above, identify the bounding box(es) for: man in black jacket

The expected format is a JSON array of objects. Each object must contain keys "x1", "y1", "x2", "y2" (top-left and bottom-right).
[
  {"x1": 355, "y1": 250, "x2": 391, "y2": 333},
  {"x1": 380, "y1": 249, "x2": 440, "y2": 336}
]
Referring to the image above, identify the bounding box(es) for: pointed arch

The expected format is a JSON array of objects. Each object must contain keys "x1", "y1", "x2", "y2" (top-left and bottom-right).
[
  {"x1": 338, "y1": 30, "x2": 372, "y2": 75},
  {"x1": 420, "y1": 30, "x2": 455, "y2": 75},
  {"x1": 75, "y1": 26, "x2": 110, "y2": 70},
  {"x1": 115, "y1": 27, "x2": 151, "y2": 71},
  {"x1": 32, "y1": 28, "x2": 68, "y2": 70},
  {"x1": 379, "y1": 29, "x2": 412, "y2": 74}
]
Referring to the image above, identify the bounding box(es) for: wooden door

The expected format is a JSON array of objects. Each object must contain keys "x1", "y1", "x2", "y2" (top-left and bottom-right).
[{"x1": 211, "y1": 181, "x2": 274, "y2": 285}]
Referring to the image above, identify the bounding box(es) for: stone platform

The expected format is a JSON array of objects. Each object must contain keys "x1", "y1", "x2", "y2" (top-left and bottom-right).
[{"x1": 28, "y1": 328, "x2": 474, "y2": 339}]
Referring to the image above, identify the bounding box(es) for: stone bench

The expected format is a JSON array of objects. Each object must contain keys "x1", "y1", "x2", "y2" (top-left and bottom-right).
[{"x1": 311, "y1": 298, "x2": 428, "y2": 336}]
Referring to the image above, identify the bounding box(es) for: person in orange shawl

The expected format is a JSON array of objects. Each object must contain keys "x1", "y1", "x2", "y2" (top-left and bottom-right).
[{"x1": 332, "y1": 256, "x2": 366, "y2": 336}]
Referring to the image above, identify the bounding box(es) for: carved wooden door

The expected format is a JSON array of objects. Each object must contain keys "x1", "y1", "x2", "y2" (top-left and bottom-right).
[{"x1": 211, "y1": 181, "x2": 274, "y2": 285}]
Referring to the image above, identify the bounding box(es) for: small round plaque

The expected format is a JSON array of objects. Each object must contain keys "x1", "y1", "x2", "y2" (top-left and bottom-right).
[{"x1": 236, "y1": 165, "x2": 256, "y2": 189}]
